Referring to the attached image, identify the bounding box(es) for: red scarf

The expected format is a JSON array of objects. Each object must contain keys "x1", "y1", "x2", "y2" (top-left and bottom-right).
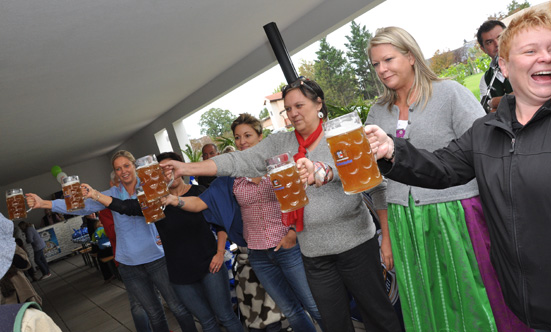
[{"x1": 283, "y1": 119, "x2": 323, "y2": 232}]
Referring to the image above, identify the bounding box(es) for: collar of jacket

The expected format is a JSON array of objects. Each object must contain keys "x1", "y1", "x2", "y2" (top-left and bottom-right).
[{"x1": 484, "y1": 95, "x2": 551, "y2": 134}]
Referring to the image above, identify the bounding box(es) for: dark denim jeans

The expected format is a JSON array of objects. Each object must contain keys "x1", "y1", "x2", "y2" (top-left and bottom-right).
[
  {"x1": 171, "y1": 264, "x2": 243, "y2": 332},
  {"x1": 33, "y1": 249, "x2": 49, "y2": 275},
  {"x1": 302, "y1": 237, "x2": 401, "y2": 332},
  {"x1": 248, "y1": 244, "x2": 321, "y2": 332},
  {"x1": 118, "y1": 257, "x2": 197, "y2": 332}
]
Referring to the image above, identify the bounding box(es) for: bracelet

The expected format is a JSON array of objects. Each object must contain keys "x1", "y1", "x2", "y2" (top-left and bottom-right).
[
  {"x1": 92, "y1": 190, "x2": 100, "y2": 201},
  {"x1": 217, "y1": 249, "x2": 225, "y2": 253},
  {"x1": 288, "y1": 227, "x2": 296, "y2": 233},
  {"x1": 313, "y1": 162, "x2": 331, "y2": 187}
]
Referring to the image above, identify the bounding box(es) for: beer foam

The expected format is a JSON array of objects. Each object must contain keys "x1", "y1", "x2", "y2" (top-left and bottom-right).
[
  {"x1": 136, "y1": 162, "x2": 158, "y2": 170},
  {"x1": 62, "y1": 180, "x2": 79, "y2": 186},
  {"x1": 324, "y1": 123, "x2": 362, "y2": 138},
  {"x1": 269, "y1": 162, "x2": 295, "y2": 173},
  {"x1": 6, "y1": 193, "x2": 23, "y2": 198}
]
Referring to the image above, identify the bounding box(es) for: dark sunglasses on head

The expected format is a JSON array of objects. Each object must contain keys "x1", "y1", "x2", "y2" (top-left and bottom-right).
[{"x1": 282, "y1": 77, "x2": 318, "y2": 97}]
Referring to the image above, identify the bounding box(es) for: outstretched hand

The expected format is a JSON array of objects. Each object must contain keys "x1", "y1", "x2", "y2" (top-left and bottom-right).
[
  {"x1": 159, "y1": 160, "x2": 186, "y2": 178},
  {"x1": 25, "y1": 193, "x2": 45, "y2": 209},
  {"x1": 81, "y1": 183, "x2": 95, "y2": 199},
  {"x1": 365, "y1": 125, "x2": 394, "y2": 161}
]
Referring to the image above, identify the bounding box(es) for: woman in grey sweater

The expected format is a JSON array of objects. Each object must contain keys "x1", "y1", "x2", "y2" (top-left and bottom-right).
[
  {"x1": 162, "y1": 78, "x2": 401, "y2": 332},
  {"x1": 366, "y1": 26, "x2": 530, "y2": 332}
]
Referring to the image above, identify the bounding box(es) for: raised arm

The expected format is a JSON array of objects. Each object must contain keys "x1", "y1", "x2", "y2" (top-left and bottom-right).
[
  {"x1": 160, "y1": 195, "x2": 209, "y2": 213},
  {"x1": 160, "y1": 159, "x2": 218, "y2": 179},
  {"x1": 81, "y1": 183, "x2": 142, "y2": 216}
]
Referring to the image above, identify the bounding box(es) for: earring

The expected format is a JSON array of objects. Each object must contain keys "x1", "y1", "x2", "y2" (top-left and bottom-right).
[{"x1": 317, "y1": 111, "x2": 324, "y2": 119}]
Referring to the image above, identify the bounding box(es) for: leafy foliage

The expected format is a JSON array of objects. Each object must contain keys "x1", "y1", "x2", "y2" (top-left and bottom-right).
[
  {"x1": 181, "y1": 144, "x2": 202, "y2": 162},
  {"x1": 213, "y1": 135, "x2": 236, "y2": 151},
  {"x1": 199, "y1": 108, "x2": 235, "y2": 138},
  {"x1": 430, "y1": 49, "x2": 455, "y2": 75},
  {"x1": 273, "y1": 83, "x2": 286, "y2": 94},
  {"x1": 259, "y1": 107, "x2": 270, "y2": 120},
  {"x1": 507, "y1": 0, "x2": 530, "y2": 15},
  {"x1": 326, "y1": 98, "x2": 375, "y2": 124},
  {"x1": 314, "y1": 38, "x2": 358, "y2": 106},
  {"x1": 298, "y1": 60, "x2": 315, "y2": 80},
  {"x1": 345, "y1": 21, "x2": 382, "y2": 99}
]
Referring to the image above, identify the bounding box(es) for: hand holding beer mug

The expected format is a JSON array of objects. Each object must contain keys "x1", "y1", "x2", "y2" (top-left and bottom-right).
[
  {"x1": 62, "y1": 175, "x2": 86, "y2": 211},
  {"x1": 266, "y1": 152, "x2": 309, "y2": 213},
  {"x1": 136, "y1": 154, "x2": 171, "y2": 202},
  {"x1": 324, "y1": 112, "x2": 382, "y2": 194},
  {"x1": 136, "y1": 187, "x2": 165, "y2": 224},
  {"x1": 6, "y1": 189, "x2": 32, "y2": 221}
]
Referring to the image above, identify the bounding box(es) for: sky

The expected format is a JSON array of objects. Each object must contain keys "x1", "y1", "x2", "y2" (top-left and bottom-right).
[{"x1": 182, "y1": 0, "x2": 549, "y2": 139}]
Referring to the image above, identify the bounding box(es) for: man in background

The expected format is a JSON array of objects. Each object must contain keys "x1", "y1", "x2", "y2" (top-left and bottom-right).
[
  {"x1": 197, "y1": 143, "x2": 219, "y2": 187},
  {"x1": 477, "y1": 20, "x2": 513, "y2": 113}
]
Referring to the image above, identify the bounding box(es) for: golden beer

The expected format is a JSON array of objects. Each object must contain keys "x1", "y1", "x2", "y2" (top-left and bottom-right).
[
  {"x1": 136, "y1": 155, "x2": 170, "y2": 202},
  {"x1": 62, "y1": 176, "x2": 86, "y2": 212},
  {"x1": 137, "y1": 189, "x2": 165, "y2": 224},
  {"x1": 266, "y1": 153, "x2": 309, "y2": 213},
  {"x1": 324, "y1": 113, "x2": 382, "y2": 194},
  {"x1": 6, "y1": 189, "x2": 27, "y2": 220}
]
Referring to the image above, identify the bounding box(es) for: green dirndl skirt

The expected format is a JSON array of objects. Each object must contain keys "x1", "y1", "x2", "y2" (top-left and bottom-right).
[{"x1": 388, "y1": 196, "x2": 497, "y2": 332}]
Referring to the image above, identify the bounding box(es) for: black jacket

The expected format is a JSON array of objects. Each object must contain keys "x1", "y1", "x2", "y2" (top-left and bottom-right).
[{"x1": 380, "y1": 96, "x2": 551, "y2": 329}]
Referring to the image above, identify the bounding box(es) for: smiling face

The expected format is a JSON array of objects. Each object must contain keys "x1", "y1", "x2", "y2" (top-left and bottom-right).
[
  {"x1": 283, "y1": 88, "x2": 322, "y2": 137},
  {"x1": 233, "y1": 123, "x2": 262, "y2": 151},
  {"x1": 370, "y1": 43, "x2": 415, "y2": 94},
  {"x1": 112, "y1": 156, "x2": 137, "y2": 187},
  {"x1": 499, "y1": 27, "x2": 551, "y2": 107}
]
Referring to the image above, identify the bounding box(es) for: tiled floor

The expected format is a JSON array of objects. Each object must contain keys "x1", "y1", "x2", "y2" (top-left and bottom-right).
[
  {"x1": 33, "y1": 254, "x2": 185, "y2": 332},
  {"x1": 32, "y1": 253, "x2": 365, "y2": 332}
]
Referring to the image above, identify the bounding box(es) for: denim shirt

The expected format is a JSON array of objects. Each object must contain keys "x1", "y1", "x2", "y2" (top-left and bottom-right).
[{"x1": 51, "y1": 183, "x2": 164, "y2": 265}]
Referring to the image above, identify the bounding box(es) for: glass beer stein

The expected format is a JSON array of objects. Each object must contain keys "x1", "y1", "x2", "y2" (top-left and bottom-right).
[
  {"x1": 135, "y1": 154, "x2": 170, "y2": 202},
  {"x1": 62, "y1": 175, "x2": 86, "y2": 212},
  {"x1": 136, "y1": 187, "x2": 165, "y2": 224},
  {"x1": 324, "y1": 112, "x2": 382, "y2": 194},
  {"x1": 5, "y1": 188, "x2": 32, "y2": 221},
  {"x1": 266, "y1": 152, "x2": 309, "y2": 213}
]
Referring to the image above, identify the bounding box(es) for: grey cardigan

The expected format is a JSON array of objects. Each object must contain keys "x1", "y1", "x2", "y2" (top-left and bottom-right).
[
  {"x1": 367, "y1": 80, "x2": 485, "y2": 206},
  {"x1": 212, "y1": 130, "x2": 379, "y2": 257}
]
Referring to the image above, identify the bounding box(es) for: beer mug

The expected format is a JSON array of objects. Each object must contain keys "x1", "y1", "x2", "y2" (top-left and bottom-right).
[
  {"x1": 62, "y1": 175, "x2": 86, "y2": 212},
  {"x1": 324, "y1": 112, "x2": 382, "y2": 194},
  {"x1": 136, "y1": 154, "x2": 170, "y2": 202},
  {"x1": 266, "y1": 152, "x2": 309, "y2": 213},
  {"x1": 136, "y1": 187, "x2": 165, "y2": 224},
  {"x1": 6, "y1": 188, "x2": 32, "y2": 221}
]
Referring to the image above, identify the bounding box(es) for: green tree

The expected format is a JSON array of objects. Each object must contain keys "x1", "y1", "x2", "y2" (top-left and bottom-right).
[
  {"x1": 344, "y1": 21, "x2": 382, "y2": 99},
  {"x1": 507, "y1": 0, "x2": 530, "y2": 15},
  {"x1": 314, "y1": 38, "x2": 358, "y2": 106},
  {"x1": 199, "y1": 108, "x2": 235, "y2": 137},
  {"x1": 430, "y1": 49, "x2": 455, "y2": 75},
  {"x1": 272, "y1": 83, "x2": 286, "y2": 94},
  {"x1": 259, "y1": 107, "x2": 270, "y2": 119},
  {"x1": 213, "y1": 135, "x2": 236, "y2": 151},
  {"x1": 298, "y1": 60, "x2": 316, "y2": 80}
]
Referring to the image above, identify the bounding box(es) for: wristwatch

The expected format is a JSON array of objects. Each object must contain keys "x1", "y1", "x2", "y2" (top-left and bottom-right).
[{"x1": 176, "y1": 198, "x2": 185, "y2": 208}]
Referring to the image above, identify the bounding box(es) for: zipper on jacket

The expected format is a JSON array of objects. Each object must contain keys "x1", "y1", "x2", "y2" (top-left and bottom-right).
[{"x1": 509, "y1": 138, "x2": 516, "y2": 153}]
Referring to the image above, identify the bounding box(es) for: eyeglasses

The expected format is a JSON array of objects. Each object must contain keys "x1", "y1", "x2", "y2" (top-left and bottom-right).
[{"x1": 282, "y1": 77, "x2": 318, "y2": 98}]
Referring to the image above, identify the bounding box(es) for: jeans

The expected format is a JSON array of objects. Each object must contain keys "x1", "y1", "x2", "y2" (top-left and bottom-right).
[
  {"x1": 171, "y1": 264, "x2": 243, "y2": 332},
  {"x1": 118, "y1": 257, "x2": 198, "y2": 332},
  {"x1": 302, "y1": 237, "x2": 401, "y2": 332},
  {"x1": 248, "y1": 244, "x2": 321, "y2": 332},
  {"x1": 128, "y1": 291, "x2": 153, "y2": 332},
  {"x1": 33, "y1": 249, "x2": 49, "y2": 275}
]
